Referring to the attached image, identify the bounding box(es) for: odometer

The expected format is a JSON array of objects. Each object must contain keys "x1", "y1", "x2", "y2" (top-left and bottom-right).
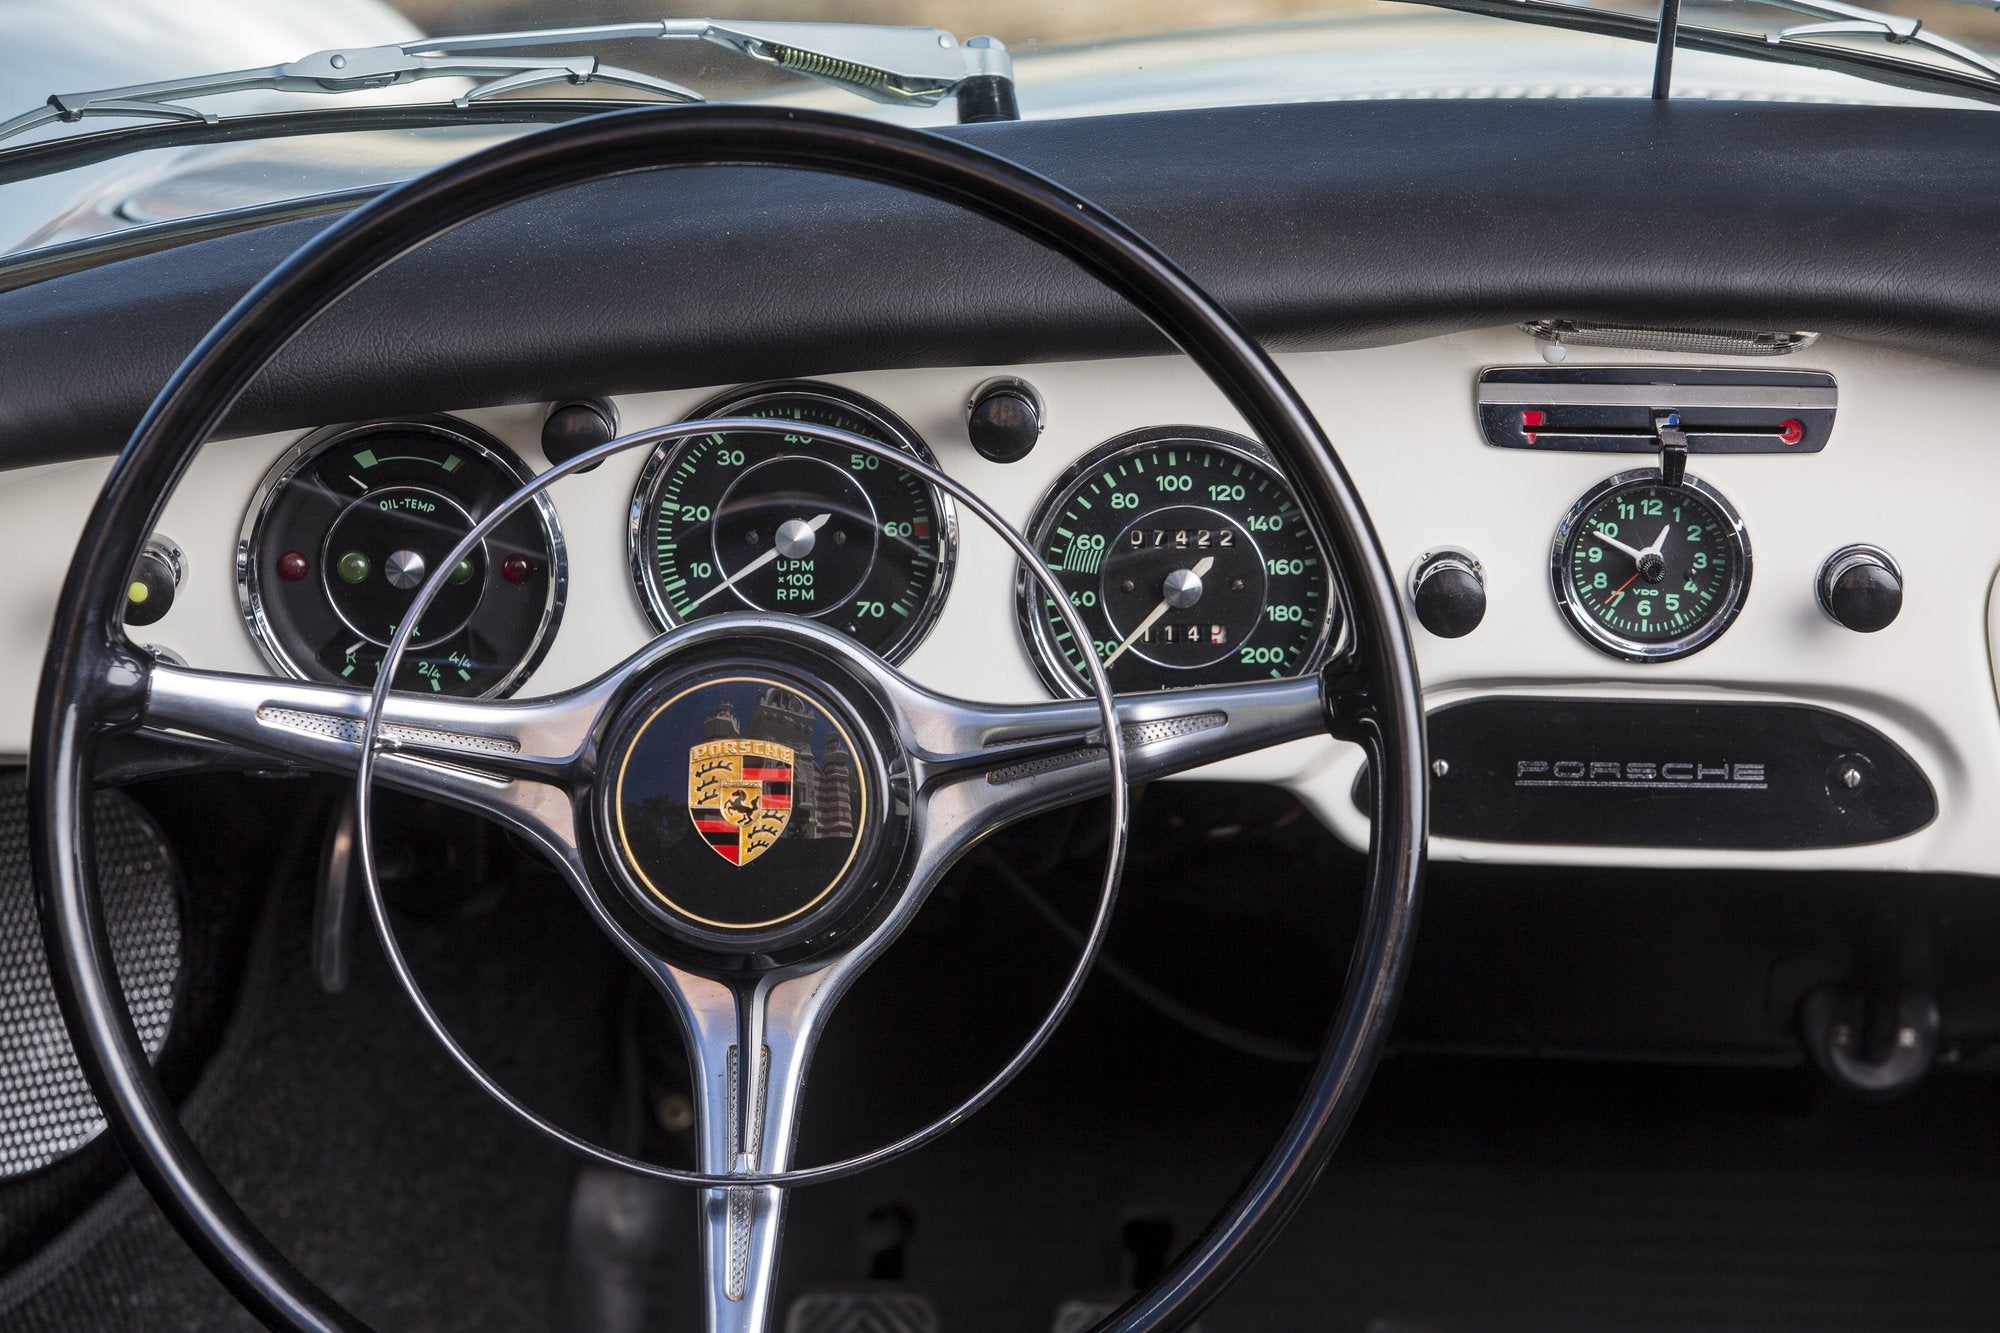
[
  {"x1": 630, "y1": 384, "x2": 955, "y2": 663},
  {"x1": 1019, "y1": 427, "x2": 1336, "y2": 694},
  {"x1": 1551, "y1": 469, "x2": 1751, "y2": 662}
]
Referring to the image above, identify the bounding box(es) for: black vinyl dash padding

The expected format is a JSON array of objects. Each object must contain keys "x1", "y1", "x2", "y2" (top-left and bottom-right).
[{"x1": 8, "y1": 98, "x2": 2000, "y2": 467}]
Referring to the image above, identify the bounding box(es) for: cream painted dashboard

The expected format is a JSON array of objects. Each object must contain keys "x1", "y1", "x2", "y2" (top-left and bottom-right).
[{"x1": 3, "y1": 323, "x2": 1997, "y2": 874}]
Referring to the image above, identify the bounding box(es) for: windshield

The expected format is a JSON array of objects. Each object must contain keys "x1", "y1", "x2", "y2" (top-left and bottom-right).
[{"x1": 1, "y1": 0, "x2": 1991, "y2": 262}]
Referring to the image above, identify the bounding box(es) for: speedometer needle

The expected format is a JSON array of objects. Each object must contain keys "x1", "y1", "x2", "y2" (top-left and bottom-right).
[
  {"x1": 1100, "y1": 556, "x2": 1215, "y2": 670},
  {"x1": 683, "y1": 512, "x2": 831, "y2": 612}
]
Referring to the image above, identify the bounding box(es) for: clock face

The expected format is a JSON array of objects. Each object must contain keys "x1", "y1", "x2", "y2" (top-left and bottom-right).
[{"x1": 1553, "y1": 471, "x2": 1751, "y2": 662}]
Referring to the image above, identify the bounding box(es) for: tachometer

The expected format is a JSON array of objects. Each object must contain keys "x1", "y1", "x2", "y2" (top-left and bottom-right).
[
  {"x1": 1551, "y1": 469, "x2": 1751, "y2": 661},
  {"x1": 1019, "y1": 427, "x2": 1336, "y2": 694},
  {"x1": 239, "y1": 419, "x2": 564, "y2": 696},
  {"x1": 629, "y1": 383, "x2": 955, "y2": 663}
]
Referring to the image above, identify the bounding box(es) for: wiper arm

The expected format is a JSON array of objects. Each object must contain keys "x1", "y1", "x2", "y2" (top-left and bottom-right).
[
  {"x1": 1716, "y1": 0, "x2": 2000, "y2": 81},
  {"x1": 0, "y1": 18, "x2": 1018, "y2": 148}
]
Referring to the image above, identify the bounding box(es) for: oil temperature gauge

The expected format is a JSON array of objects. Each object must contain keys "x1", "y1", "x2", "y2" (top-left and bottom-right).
[
  {"x1": 1551, "y1": 469, "x2": 1751, "y2": 662},
  {"x1": 239, "y1": 419, "x2": 564, "y2": 696}
]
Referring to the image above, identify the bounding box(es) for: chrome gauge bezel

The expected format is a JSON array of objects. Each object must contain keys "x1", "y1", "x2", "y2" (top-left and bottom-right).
[
  {"x1": 236, "y1": 417, "x2": 568, "y2": 698},
  {"x1": 1017, "y1": 425, "x2": 1340, "y2": 698},
  {"x1": 1549, "y1": 468, "x2": 1752, "y2": 663},
  {"x1": 626, "y1": 381, "x2": 959, "y2": 665}
]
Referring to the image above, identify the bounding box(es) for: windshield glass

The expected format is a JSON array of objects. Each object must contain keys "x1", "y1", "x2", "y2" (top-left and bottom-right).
[{"x1": 1, "y1": 0, "x2": 1990, "y2": 261}]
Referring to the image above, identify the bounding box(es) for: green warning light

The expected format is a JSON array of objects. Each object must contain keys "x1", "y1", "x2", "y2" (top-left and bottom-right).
[
  {"x1": 337, "y1": 551, "x2": 371, "y2": 584},
  {"x1": 448, "y1": 558, "x2": 476, "y2": 586}
]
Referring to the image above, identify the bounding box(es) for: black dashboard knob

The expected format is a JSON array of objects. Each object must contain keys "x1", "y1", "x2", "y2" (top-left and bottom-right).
[
  {"x1": 1411, "y1": 550, "x2": 1485, "y2": 638},
  {"x1": 1818, "y1": 545, "x2": 1902, "y2": 632},
  {"x1": 124, "y1": 539, "x2": 183, "y2": 628},
  {"x1": 967, "y1": 378, "x2": 1043, "y2": 463},
  {"x1": 541, "y1": 399, "x2": 617, "y2": 472}
]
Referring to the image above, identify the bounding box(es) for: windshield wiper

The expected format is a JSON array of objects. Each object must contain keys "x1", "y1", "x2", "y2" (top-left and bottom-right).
[
  {"x1": 0, "y1": 18, "x2": 1019, "y2": 149},
  {"x1": 1726, "y1": 0, "x2": 2000, "y2": 81},
  {"x1": 1394, "y1": 0, "x2": 2000, "y2": 106}
]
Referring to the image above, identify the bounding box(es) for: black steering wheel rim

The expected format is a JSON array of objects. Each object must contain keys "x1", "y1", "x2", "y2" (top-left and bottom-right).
[{"x1": 31, "y1": 104, "x2": 1426, "y2": 1332}]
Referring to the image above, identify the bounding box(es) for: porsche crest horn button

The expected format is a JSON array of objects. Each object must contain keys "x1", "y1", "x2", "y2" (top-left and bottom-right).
[
  {"x1": 609, "y1": 674, "x2": 868, "y2": 933},
  {"x1": 689, "y1": 730, "x2": 795, "y2": 867}
]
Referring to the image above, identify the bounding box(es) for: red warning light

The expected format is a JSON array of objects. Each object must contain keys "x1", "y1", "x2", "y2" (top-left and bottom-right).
[
  {"x1": 913, "y1": 519, "x2": 931, "y2": 539},
  {"x1": 277, "y1": 550, "x2": 310, "y2": 582},
  {"x1": 501, "y1": 555, "x2": 533, "y2": 584}
]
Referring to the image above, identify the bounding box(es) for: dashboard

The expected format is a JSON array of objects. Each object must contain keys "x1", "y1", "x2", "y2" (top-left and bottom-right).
[{"x1": 3, "y1": 322, "x2": 1997, "y2": 876}]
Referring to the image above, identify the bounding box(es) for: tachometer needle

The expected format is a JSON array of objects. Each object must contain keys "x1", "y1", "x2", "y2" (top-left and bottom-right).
[
  {"x1": 683, "y1": 512, "x2": 831, "y2": 612},
  {"x1": 1100, "y1": 556, "x2": 1215, "y2": 670}
]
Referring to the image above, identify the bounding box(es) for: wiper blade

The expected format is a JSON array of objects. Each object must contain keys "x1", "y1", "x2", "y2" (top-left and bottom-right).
[
  {"x1": 1393, "y1": 0, "x2": 2000, "y2": 106},
  {"x1": 0, "y1": 18, "x2": 1018, "y2": 148},
  {"x1": 1723, "y1": 0, "x2": 2000, "y2": 82}
]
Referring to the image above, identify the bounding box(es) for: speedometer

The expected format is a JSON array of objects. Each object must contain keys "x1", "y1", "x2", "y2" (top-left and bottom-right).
[
  {"x1": 1019, "y1": 427, "x2": 1336, "y2": 694},
  {"x1": 629, "y1": 384, "x2": 955, "y2": 663}
]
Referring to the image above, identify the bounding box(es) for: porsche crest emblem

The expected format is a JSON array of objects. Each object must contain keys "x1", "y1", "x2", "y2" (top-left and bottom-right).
[{"x1": 688, "y1": 737, "x2": 794, "y2": 866}]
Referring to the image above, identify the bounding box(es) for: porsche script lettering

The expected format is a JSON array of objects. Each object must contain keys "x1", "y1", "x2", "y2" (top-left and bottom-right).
[{"x1": 1514, "y1": 760, "x2": 1767, "y2": 789}]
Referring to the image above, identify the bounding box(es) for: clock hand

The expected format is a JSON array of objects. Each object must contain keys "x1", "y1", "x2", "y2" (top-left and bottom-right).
[
  {"x1": 1101, "y1": 555, "x2": 1215, "y2": 670},
  {"x1": 1593, "y1": 527, "x2": 1646, "y2": 561},
  {"x1": 683, "y1": 511, "x2": 832, "y2": 611},
  {"x1": 1639, "y1": 522, "x2": 1673, "y2": 559}
]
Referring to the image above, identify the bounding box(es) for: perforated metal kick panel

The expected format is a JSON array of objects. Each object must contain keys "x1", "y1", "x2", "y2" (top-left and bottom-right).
[{"x1": 0, "y1": 773, "x2": 181, "y2": 1177}]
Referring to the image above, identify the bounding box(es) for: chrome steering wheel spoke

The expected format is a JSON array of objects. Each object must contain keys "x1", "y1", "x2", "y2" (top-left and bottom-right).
[
  {"x1": 884, "y1": 672, "x2": 1327, "y2": 884},
  {"x1": 643, "y1": 962, "x2": 848, "y2": 1332},
  {"x1": 137, "y1": 660, "x2": 602, "y2": 862}
]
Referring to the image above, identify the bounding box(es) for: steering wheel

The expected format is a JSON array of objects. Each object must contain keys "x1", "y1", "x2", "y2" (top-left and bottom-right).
[{"x1": 31, "y1": 106, "x2": 1425, "y2": 1332}]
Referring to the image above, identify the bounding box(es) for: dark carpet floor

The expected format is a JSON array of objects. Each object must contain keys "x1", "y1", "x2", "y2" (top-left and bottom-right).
[{"x1": 5, "y1": 785, "x2": 2000, "y2": 1331}]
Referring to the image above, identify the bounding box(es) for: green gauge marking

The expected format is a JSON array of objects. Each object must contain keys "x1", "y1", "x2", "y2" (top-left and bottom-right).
[
  {"x1": 1553, "y1": 472, "x2": 1750, "y2": 662},
  {"x1": 632, "y1": 386, "x2": 954, "y2": 663},
  {"x1": 1021, "y1": 427, "x2": 1336, "y2": 694}
]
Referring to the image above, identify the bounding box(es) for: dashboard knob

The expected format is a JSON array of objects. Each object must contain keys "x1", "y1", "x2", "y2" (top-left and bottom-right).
[
  {"x1": 966, "y1": 377, "x2": 1043, "y2": 463},
  {"x1": 541, "y1": 398, "x2": 617, "y2": 472},
  {"x1": 1818, "y1": 544, "x2": 1902, "y2": 633},
  {"x1": 124, "y1": 538, "x2": 183, "y2": 628},
  {"x1": 1410, "y1": 550, "x2": 1485, "y2": 638}
]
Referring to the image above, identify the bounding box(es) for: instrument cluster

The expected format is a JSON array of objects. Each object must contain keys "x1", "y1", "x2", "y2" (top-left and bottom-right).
[{"x1": 234, "y1": 382, "x2": 1341, "y2": 699}]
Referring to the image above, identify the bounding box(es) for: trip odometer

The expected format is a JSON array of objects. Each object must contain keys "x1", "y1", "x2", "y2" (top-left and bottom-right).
[
  {"x1": 1020, "y1": 427, "x2": 1336, "y2": 694},
  {"x1": 630, "y1": 384, "x2": 955, "y2": 663},
  {"x1": 1552, "y1": 470, "x2": 1751, "y2": 662}
]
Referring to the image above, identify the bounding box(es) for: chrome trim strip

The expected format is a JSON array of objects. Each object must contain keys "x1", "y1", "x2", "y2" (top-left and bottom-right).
[{"x1": 1479, "y1": 382, "x2": 1837, "y2": 409}]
